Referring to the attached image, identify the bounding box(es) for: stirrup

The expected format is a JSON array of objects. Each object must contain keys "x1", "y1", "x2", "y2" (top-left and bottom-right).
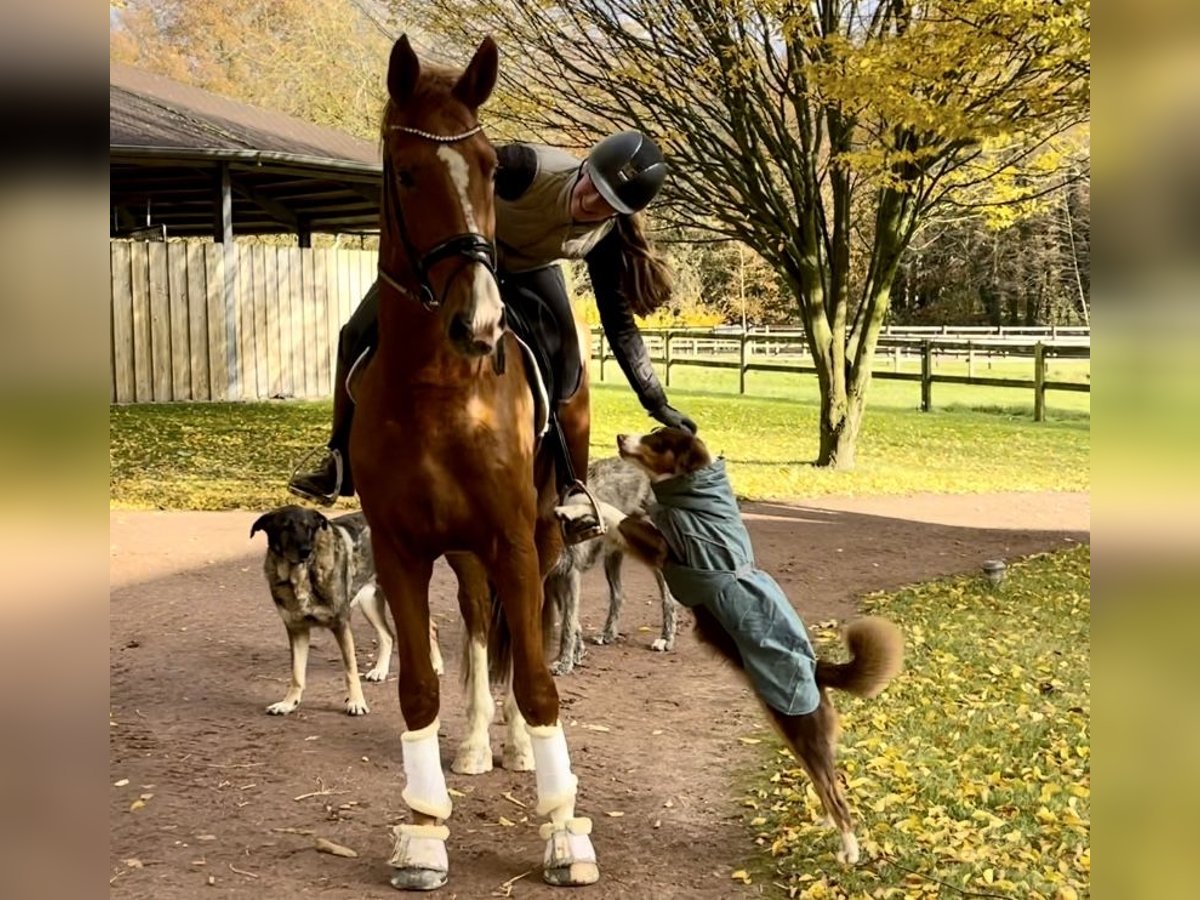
[
  {"x1": 560, "y1": 479, "x2": 607, "y2": 546},
  {"x1": 287, "y1": 446, "x2": 342, "y2": 506}
]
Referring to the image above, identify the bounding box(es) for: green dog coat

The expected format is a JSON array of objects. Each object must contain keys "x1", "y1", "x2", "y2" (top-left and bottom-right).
[{"x1": 649, "y1": 458, "x2": 820, "y2": 716}]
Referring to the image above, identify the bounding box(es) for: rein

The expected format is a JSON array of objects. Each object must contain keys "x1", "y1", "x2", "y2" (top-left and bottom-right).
[{"x1": 378, "y1": 123, "x2": 497, "y2": 311}]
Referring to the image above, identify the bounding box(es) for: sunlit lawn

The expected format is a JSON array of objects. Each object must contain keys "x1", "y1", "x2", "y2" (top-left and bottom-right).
[{"x1": 110, "y1": 373, "x2": 1089, "y2": 510}]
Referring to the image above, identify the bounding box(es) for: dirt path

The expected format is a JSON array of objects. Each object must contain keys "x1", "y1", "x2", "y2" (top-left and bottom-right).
[{"x1": 110, "y1": 492, "x2": 1088, "y2": 899}]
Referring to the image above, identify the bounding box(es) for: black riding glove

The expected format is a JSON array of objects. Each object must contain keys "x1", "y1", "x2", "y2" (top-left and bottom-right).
[{"x1": 650, "y1": 404, "x2": 697, "y2": 434}]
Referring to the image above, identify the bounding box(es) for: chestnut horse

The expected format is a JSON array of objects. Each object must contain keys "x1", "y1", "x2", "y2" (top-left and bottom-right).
[{"x1": 350, "y1": 36, "x2": 599, "y2": 890}]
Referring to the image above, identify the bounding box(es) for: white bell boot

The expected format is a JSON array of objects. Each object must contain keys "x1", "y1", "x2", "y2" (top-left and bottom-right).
[{"x1": 528, "y1": 721, "x2": 599, "y2": 886}]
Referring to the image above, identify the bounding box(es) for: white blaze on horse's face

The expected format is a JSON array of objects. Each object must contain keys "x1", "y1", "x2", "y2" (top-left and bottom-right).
[{"x1": 437, "y1": 145, "x2": 504, "y2": 354}]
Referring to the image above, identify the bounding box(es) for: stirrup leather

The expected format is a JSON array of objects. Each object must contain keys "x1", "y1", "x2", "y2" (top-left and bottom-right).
[{"x1": 560, "y1": 479, "x2": 607, "y2": 545}]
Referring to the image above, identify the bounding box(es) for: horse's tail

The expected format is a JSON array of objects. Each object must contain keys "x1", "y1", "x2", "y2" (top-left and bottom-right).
[{"x1": 487, "y1": 585, "x2": 512, "y2": 686}]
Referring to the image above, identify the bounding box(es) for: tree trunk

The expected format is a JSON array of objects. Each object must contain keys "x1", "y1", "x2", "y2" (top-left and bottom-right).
[{"x1": 818, "y1": 383, "x2": 866, "y2": 469}]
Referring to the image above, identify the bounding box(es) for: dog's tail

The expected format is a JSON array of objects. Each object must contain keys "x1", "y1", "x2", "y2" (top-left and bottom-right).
[{"x1": 815, "y1": 617, "x2": 904, "y2": 699}]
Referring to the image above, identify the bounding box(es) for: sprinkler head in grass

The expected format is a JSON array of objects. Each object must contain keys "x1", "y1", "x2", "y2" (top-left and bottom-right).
[{"x1": 982, "y1": 559, "x2": 1007, "y2": 587}]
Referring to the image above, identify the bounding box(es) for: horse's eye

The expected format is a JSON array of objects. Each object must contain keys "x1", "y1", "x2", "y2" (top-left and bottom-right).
[{"x1": 395, "y1": 168, "x2": 415, "y2": 189}]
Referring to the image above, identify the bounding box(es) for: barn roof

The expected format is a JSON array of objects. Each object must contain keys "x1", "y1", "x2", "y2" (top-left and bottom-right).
[{"x1": 110, "y1": 63, "x2": 383, "y2": 237}]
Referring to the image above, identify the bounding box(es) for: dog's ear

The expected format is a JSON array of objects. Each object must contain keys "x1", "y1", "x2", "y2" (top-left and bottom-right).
[
  {"x1": 678, "y1": 435, "x2": 711, "y2": 474},
  {"x1": 318, "y1": 516, "x2": 330, "y2": 530},
  {"x1": 250, "y1": 512, "x2": 274, "y2": 538}
]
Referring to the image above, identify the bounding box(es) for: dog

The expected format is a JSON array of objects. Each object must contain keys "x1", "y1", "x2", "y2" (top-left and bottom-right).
[
  {"x1": 250, "y1": 505, "x2": 443, "y2": 716},
  {"x1": 546, "y1": 456, "x2": 678, "y2": 676},
  {"x1": 554, "y1": 429, "x2": 904, "y2": 864}
]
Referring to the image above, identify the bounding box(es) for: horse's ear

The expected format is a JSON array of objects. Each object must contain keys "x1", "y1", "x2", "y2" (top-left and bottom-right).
[
  {"x1": 250, "y1": 512, "x2": 273, "y2": 538},
  {"x1": 388, "y1": 34, "x2": 421, "y2": 104},
  {"x1": 452, "y1": 35, "x2": 498, "y2": 110}
]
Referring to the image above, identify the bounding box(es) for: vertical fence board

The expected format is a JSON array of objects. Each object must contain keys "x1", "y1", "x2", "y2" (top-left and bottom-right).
[
  {"x1": 111, "y1": 244, "x2": 134, "y2": 403},
  {"x1": 237, "y1": 246, "x2": 257, "y2": 398},
  {"x1": 286, "y1": 248, "x2": 305, "y2": 396},
  {"x1": 167, "y1": 243, "x2": 191, "y2": 400},
  {"x1": 204, "y1": 245, "x2": 228, "y2": 400},
  {"x1": 186, "y1": 244, "x2": 210, "y2": 401},
  {"x1": 129, "y1": 243, "x2": 152, "y2": 402},
  {"x1": 319, "y1": 249, "x2": 336, "y2": 393},
  {"x1": 252, "y1": 245, "x2": 269, "y2": 398},
  {"x1": 303, "y1": 249, "x2": 321, "y2": 396},
  {"x1": 259, "y1": 246, "x2": 280, "y2": 397},
  {"x1": 147, "y1": 243, "x2": 174, "y2": 401}
]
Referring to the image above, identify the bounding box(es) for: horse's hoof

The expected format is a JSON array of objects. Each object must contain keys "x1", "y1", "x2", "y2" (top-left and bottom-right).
[
  {"x1": 389, "y1": 824, "x2": 449, "y2": 891},
  {"x1": 451, "y1": 744, "x2": 493, "y2": 775},
  {"x1": 389, "y1": 868, "x2": 448, "y2": 892},
  {"x1": 543, "y1": 861, "x2": 600, "y2": 887},
  {"x1": 541, "y1": 818, "x2": 599, "y2": 886},
  {"x1": 502, "y1": 745, "x2": 535, "y2": 772}
]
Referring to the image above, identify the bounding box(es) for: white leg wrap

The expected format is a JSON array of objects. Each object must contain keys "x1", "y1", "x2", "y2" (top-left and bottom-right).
[
  {"x1": 528, "y1": 721, "x2": 578, "y2": 818},
  {"x1": 401, "y1": 718, "x2": 452, "y2": 820}
]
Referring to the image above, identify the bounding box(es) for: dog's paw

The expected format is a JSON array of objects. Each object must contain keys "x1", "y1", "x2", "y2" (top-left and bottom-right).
[
  {"x1": 363, "y1": 665, "x2": 388, "y2": 683},
  {"x1": 549, "y1": 657, "x2": 575, "y2": 676},
  {"x1": 266, "y1": 698, "x2": 300, "y2": 715},
  {"x1": 650, "y1": 637, "x2": 674, "y2": 652},
  {"x1": 836, "y1": 833, "x2": 861, "y2": 866},
  {"x1": 593, "y1": 629, "x2": 618, "y2": 645},
  {"x1": 344, "y1": 697, "x2": 370, "y2": 716}
]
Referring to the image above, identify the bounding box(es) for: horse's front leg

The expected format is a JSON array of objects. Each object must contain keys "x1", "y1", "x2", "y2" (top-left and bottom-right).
[
  {"x1": 446, "y1": 551, "x2": 497, "y2": 775},
  {"x1": 373, "y1": 540, "x2": 450, "y2": 892},
  {"x1": 489, "y1": 530, "x2": 600, "y2": 888}
]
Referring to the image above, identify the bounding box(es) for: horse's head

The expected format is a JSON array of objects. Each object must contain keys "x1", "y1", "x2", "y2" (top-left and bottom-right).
[{"x1": 379, "y1": 35, "x2": 503, "y2": 358}]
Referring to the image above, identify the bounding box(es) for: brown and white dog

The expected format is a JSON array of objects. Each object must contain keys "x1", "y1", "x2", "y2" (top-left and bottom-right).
[
  {"x1": 250, "y1": 505, "x2": 443, "y2": 716},
  {"x1": 555, "y1": 429, "x2": 903, "y2": 864}
]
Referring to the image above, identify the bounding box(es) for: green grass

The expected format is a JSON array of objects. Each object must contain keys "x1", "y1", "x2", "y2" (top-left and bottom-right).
[
  {"x1": 109, "y1": 382, "x2": 1089, "y2": 510},
  {"x1": 741, "y1": 546, "x2": 1090, "y2": 898}
]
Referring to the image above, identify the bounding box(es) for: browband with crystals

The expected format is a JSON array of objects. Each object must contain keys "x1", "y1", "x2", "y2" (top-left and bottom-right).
[{"x1": 388, "y1": 123, "x2": 484, "y2": 143}]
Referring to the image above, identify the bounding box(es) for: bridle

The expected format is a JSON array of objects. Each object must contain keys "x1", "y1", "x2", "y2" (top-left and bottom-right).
[{"x1": 378, "y1": 122, "x2": 497, "y2": 311}]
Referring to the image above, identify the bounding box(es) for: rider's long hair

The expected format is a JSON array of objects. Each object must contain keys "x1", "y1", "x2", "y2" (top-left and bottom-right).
[{"x1": 615, "y1": 213, "x2": 673, "y2": 316}]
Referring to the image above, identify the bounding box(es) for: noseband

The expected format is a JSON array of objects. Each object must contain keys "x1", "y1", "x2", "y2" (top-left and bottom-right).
[{"x1": 379, "y1": 123, "x2": 497, "y2": 311}]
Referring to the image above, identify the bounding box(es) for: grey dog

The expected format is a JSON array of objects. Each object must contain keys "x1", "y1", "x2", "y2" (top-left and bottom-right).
[
  {"x1": 547, "y1": 457, "x2": 678, "y2": 675},
  {"x1": 250, "y1": 505, "x2": 442, "y2": 716}
]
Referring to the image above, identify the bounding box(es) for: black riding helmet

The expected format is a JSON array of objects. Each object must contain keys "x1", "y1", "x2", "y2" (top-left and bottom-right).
[{"x1": 585, "y1": 131, "x2": 668, "y2": 215}]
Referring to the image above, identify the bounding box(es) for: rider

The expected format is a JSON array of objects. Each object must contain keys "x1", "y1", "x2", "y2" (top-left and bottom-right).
[{"x1": 288, "y1": 130, "x2": 697, "y2": 524}]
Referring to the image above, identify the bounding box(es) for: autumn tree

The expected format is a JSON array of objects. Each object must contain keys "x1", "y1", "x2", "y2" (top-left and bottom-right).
[
  {"x1": 892, "y1": 166, "x2": 1090, "y2": 326},
  {"x1": 110, "y1": 0, "x2": 398, "y2": 140},
  {"x1": 410, "y1": 0, "x2": 1090, "y2": 467}
]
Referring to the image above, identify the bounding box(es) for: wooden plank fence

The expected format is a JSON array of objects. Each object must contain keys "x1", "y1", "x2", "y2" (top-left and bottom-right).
[
  {"x1": 110, "y1": 241, "x2": 377, "y2": 403},
  {"x1": 592, "y1": 329, "x2": 1091, "y2": 422}
]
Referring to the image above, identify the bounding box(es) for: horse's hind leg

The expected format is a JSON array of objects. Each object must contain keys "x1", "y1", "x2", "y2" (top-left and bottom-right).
[
  {"x1": 490, "y1": 528, "x2": 599, "y2": 887},
  {"x1": 446, "y1": 552, "x2": 495, "y2": 775},
  {"x1": 374, "y1": 543, "x2": 451, "y2": 891}
]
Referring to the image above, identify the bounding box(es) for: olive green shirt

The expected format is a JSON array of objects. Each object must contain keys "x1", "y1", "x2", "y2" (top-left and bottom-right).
[{"x1": 495, "y1": 145, "x2": 615, "y2": 274}]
